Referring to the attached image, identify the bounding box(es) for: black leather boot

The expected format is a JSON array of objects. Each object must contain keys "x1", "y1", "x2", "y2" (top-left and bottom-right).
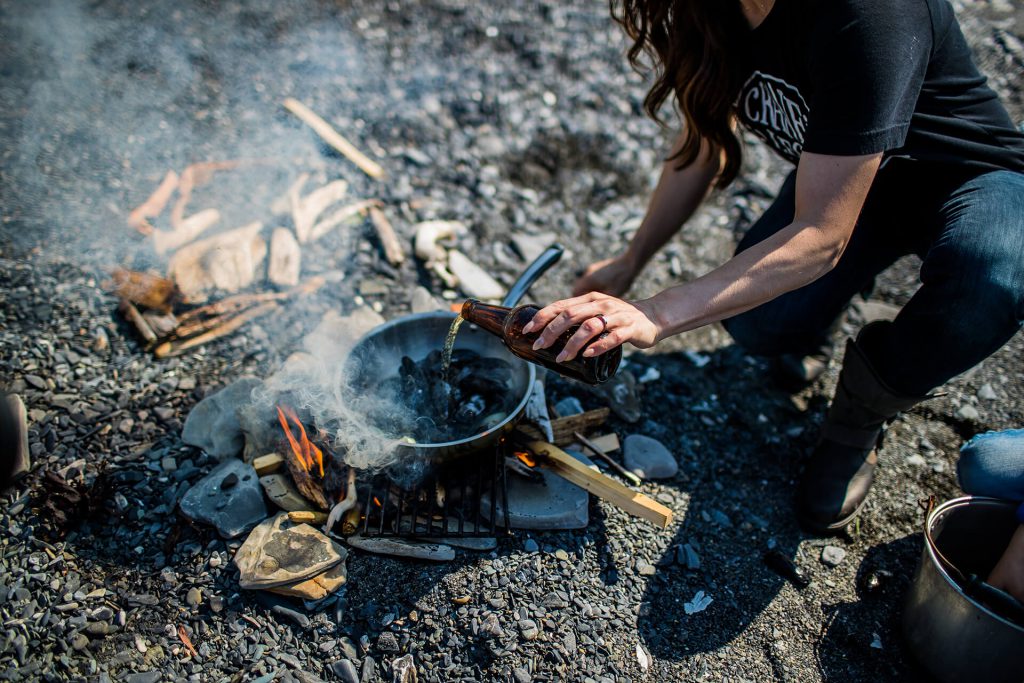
[{"x1": 796, "y1": 323, "x2": 927, "y2": 533}]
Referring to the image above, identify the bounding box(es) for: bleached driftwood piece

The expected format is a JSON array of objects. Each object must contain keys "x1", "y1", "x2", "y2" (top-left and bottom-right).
[
  {"x1": 268, "y1": 227, "x2": 301, "y2": 287},
  {"x1": 128, "y1": 170, "x2": 179, "y2": 235},
  {"x1": 152, "y1": 208, "x2": 221, "y2": 255},
  {"x1": 283, "y1": 98, "x2": 386, "y2": 179},
  {"x1": 167, "y1": 222, "x2": 266, "y2": 302},
  {"x1": 368, "y1": 206, "x2": 405, "y2": 266}
]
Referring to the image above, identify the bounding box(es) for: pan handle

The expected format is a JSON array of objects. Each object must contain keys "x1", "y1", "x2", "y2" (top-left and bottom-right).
[{"x1": 502, "y1": 243, "x2": 565, "y2": 307}]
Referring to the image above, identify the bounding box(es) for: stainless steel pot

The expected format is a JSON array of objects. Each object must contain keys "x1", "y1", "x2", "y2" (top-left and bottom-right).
[
  {"x1": 345, "y1": 244, "x2": 564, "y2": 465},
  {"x1": 902, "y1": 496, "x2": 1024, "y2": 682}
]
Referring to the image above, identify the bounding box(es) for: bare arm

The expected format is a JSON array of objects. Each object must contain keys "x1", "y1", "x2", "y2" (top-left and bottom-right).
[
  {"x1": 622, "y1": 134, "x2": 722, "y2": 271},
  {"x1": 525, "y1": 151, "x2": 883, "y2": 361},
  {"x1": 571, "y1": 133, "x2": 720, "y2": 296}
]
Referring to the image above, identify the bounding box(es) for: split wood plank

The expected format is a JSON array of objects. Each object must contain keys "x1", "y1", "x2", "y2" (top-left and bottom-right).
[
  {"x1": 525, "y1": 440, "x2": 673, "y2": 529},
  {"x1": 283, "y1": 98, "x2": 386, "y2": 180},
  {"x1": 516, "y1": 407, "x2": 610, "y2": 446},
  {"x1": 254, "y1": 453, "x2": 284, "y2": 476}
]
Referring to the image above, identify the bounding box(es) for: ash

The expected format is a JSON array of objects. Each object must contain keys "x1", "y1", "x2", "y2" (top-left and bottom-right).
[{"x1": 1, "y1": 1, "x2": 1023, "y2": 683}]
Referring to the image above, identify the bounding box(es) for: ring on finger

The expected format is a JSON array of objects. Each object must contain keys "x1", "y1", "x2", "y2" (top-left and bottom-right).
[{"x1": 594, "y1": 314, "x2": 608, "y2": 333}]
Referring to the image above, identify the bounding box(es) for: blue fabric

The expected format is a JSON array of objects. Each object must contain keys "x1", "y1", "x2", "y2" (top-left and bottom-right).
[
  {"x1": 724, "y1": 161, "x2": 1024, "y2": 396},
  {"x1": 958, "y1": 429, "x2": 1024, "y2": 502}
]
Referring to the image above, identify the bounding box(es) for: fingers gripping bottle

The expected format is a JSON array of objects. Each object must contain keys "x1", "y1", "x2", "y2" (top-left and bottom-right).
[{"x1": 460, "y1": 299, "x2": 621, "y2": 385}]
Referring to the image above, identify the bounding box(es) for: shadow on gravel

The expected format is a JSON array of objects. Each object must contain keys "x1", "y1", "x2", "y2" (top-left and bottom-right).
[
  {"x1": 815, "y1": 534, "x2": 931, "y2": 681},
  {"x1": 622, "y1": 344, "x2": 826, "y2": 660}
]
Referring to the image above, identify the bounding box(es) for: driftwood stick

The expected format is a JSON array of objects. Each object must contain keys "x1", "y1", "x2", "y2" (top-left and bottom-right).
[
  {"x1": 153, "y1": 302, "x2": 277, "y2": 358},
  {"x1": 283, "y1": 98, "x2": 386, "y2": 180},
  {"x1": 368, "y1": 206, "x2": 405, "y2": 266},
  {"x1": 119, "y1": 300, "x2": 158, "y2": 348},
  {"x1": 128, "y1": 170, "x2": 179, "y2": 235},
  {"x1": 174, "y1": 276, "x2": 325, "y2": 326}
]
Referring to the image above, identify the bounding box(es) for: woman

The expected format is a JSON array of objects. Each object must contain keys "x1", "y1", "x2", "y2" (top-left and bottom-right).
[{"x1": 526, "y1": 0, "x2": 1024, "y2": 533}]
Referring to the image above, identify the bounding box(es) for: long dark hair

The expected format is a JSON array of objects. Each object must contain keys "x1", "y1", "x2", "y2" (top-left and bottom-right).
[{"x1": 611, "y1": 0, "x2": 751, "y2": 188}]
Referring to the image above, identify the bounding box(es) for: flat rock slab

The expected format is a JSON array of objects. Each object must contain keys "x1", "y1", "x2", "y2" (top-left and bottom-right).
[
  {"x1": 182, "y1": 377, "x2": 262, "y2": 459},
  {"x1": 235, "y1": 513, "x2": 346, "y2": 589},
  {"x1": 483, "y1": 458, "x2": 589, "y2": 530},
  {"x1": 623, "y1": 434, "x2": 678, "y2": 479},
  {"x1": 179, "y1": 459, "x2": 267, "y2": 539}
]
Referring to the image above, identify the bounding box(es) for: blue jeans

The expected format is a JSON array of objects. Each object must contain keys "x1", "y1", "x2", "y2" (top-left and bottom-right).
[
  {"x1": 723, "y1": 161, "x2": 1024, "y2": 396},
  {"x1": 959, "y1": 429, "x2": 1024, "y2": 501}
]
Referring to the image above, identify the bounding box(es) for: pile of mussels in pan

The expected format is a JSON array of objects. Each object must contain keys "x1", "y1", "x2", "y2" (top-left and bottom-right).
[{"x1": 371, "y1": 349, "x2": 517, "y2": 443}]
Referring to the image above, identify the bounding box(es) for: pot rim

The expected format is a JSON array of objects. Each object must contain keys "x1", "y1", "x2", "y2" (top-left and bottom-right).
[
  {"x1": 924, "y1": 495, "x2": 1024, "y2": 633},
  {"x1": 347, "y1": 310, "x2": 537, "y2": 450}
]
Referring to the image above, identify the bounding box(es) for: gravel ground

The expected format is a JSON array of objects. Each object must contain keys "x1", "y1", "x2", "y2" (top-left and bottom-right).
[{"x1": 1, "y1": 1, "x2": 1022, "y2": 681}]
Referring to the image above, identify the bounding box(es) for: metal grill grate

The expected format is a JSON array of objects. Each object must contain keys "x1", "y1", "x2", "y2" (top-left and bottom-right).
[{"x1": 358, "y1": 440, "x2": 510, "y2": 538}]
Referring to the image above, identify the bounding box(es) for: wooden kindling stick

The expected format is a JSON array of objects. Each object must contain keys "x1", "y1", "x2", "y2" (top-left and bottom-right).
[
  {"x1": 525, "y1": 440, "x2": 673, "y2": 529},
  {"x1": 153, "y1": 302, "x2": 278, "y2": 358},
  {"x1": 283, "y1": 98, "x2": 386, "y2": 180}
]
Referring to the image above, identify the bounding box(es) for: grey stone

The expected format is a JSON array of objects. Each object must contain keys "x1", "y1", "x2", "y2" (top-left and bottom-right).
[
  {"x1": 182, "y1": 377, "x2": 262, "y2": 459},
  {"x1": 955, "y1": 404, "x2": 981, "y2": 421},
  {"x1": 518, "y1": 619, "x2": 540, "y2": 641},
  {"x1": 977, "y1": 383, "x2": 998, "y2": 400},
  {"x1": 513, "y1": 667, "x2": 533, "y2": 683},
  {"x1": 553, "y1": 396, "x2": 584, "y2": 417},
  {"x1": 448, "y1": 249, "x2": 505, "y2": 300},
  {"x1": 511, "y1": 231, "x2": 558, "y2": 264},
  {"x1": 623, "y1": 434, "x2": 678, "y2": 479},
  {"x1": 410, "y1": 286, "x2": 444, "y2": 314},
  {"x1": 482, "y1": 465, "x2": 588, "y2": 530},
  {"x1": 821, "y1": 545, "x2": 847, "y2": 567},
  {"x1": 179, "y1": 459, "x2": 267, "y2": 539},
  {"x1": 523, "y1": 538, "x2": 539, "y2": 553},
  {"x1": 599, "y1": 370, "x2": 642, "y2": 423},
  {"x1": 186, "y1": 587, "x2": 202, "y2": 606},
  {"x1": 124, "y1": 672, "x2": 162, "y2": 683},
  {"x1": 331, "y1": 659, "x2": 359, "y2": 683}
]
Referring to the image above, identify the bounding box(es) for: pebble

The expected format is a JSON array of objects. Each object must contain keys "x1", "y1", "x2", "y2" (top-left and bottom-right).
[
  {"x1": 821, "y1": 545, "x2": 847, "y2": 567},
  {"x1": 518, "y1": 619, "x2": 540, "y2": 641},
  {"x1": 623, "y1": 434, "x2": 678, "y2": 479},
  {"x1": 186, "y1": 587, "x2": 202, "y2": 606},
  {"x1": 69, "y1": 633, "x2": 90, "y2": 651},
  {"x1": 977, "y1": 383, "x2": 998, "y2": 400},
  {"x1": 271, "y1": 605, "x2": 310, "y2": 628},
  {"x1": 523, "y1": 539, "x2": 539, "y2": 553},
  {"x1": 906, "y1": 454, "x2": 927, "y2": 467},
  {"x1": 331, "y1": 659, "x2": 360, "y2": 683},
  {"x1": 124, "y1": 672, "x2": 162, "y2": 683},
  {"x1": 955, "y1": 404, "x2": 980, "y2": 421},
  {"x1": 553, "y1": 549, "x2": 569, "y2": 561}
]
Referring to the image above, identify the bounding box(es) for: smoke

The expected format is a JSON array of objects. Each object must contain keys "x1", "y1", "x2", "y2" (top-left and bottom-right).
[{"x1": 245, "y1": 307, "x2": 415, "y2": 472}]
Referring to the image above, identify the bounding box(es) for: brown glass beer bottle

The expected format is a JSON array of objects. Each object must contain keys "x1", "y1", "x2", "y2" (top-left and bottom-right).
[{"x1": 460, "y1": 299, "x2": 622, "y2": 384}]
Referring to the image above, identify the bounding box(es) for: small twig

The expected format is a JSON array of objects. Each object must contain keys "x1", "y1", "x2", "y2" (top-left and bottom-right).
[
  {"x1": 283, "y1": 98, "x2": 386, "y2": 179},
  {"x1": 174, "y1": 276, "x2": 324, "y2": 326},
  {"x1": 573, "y1": 431, "x2": 642, "y2": 486},
  {"x1": 118, "y1": 300, "x2": 157, "y2": 348},
  {"x1": 128, "y1": 170, "x2": 178, "y2": 235},
  {"x1": 153, "y1": 302, "x2": 277, "y2": 358}
]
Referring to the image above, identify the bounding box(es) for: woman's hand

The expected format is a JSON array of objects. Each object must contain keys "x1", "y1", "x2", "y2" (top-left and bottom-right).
[
  {"x1": 571, "y1": 254, "x2": 639, "y2": 297},
  {"x1": 521, "y1": 292, "x2": 662, "y2": 362}
]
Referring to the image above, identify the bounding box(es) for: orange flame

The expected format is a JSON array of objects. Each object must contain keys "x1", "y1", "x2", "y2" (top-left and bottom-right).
[
  {"x1": 276, "y1": 405, "x2": 325, "y2": 477},
  {"x1": 515, "y1": 451, "x2": 538, "y2": 468},
  {"x1": 373, "y1": 497, "x2": 382, "y2": 507}
]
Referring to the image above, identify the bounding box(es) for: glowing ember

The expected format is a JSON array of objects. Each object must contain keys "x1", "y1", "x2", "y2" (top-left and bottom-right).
[
  {"x1": 373, "y1": 497, "x2": 383, "y2": 508},
  {"x1": 515, "y1": 451, "x2": 538, "y2": 468},
  {"x1": 276, "y1": 404, "x2": 325, "y2": 477}
]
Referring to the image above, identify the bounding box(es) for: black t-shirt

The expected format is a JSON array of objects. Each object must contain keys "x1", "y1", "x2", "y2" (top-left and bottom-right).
[{"x1": 735, "y1": 0, "x2": 1024, "y2": 173}]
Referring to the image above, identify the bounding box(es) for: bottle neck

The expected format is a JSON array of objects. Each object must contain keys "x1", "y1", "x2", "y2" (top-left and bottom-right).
[{"x1": 460, "y1": 299, "x2": 510, "y2": 338}]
